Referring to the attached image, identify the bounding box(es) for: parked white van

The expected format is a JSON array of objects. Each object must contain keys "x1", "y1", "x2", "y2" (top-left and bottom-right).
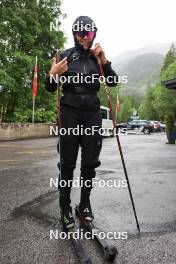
[{"x1": 100, "y1": 106, "x2": 114, "y2": 136}]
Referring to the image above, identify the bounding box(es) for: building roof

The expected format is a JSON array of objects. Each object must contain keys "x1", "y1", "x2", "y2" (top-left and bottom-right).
[{"x1": 161, "y1": 78, "x2": 176, "y2": 90}]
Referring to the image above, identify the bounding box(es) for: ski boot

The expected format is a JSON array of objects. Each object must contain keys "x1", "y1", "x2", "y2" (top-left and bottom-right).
[
  {"x1": 61, "y1": 206, "x2": 75, "y2": 230},
  {"x1": 78, "y1": 200, "x2": 94, "y2": 222}
]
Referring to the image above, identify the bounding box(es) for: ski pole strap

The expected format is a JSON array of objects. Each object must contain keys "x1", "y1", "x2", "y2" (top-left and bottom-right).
[
  {"x1": 57, "y1": 82, "x2": 62, "y2": 130},
  {"x1": 97, "y1": 57, "x2": 116, "y2": 129},
  {"x1": 55, "y1": 50, "x2": 62, "y2": 130}
]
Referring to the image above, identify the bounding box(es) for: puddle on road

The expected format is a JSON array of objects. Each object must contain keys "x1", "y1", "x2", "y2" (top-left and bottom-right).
[
  {"x1": 96, "y1": 168, "x2": 119, "y2": 175},
  {"x1": 10, "y1": 190, "x2": 58, "y2": 220}
]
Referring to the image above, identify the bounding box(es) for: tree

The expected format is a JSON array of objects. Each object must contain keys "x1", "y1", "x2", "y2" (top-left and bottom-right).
[
  {"x1": 154, "y1": 44, "x2": 176, "y2": 120},
  {"x1": 139, "y1": 86, "x2": 159, "y2": 120},
  {"x1": 0, "y1": 0, "x2": 65, "y2": 122},
  {"x1": 116, "y1": 96, "x2": 134, "y2": 122},
  {"x1": 139, "y1": 43, "x2": 176, "y2": 121},
  {"x1": 160, "y1": 42, "x2": 176, "y2": 79}
]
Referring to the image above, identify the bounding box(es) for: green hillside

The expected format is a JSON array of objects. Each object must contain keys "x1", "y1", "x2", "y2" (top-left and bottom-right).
[{"x1": 114, "y1": 53, "x2": 164, "y2": 97}]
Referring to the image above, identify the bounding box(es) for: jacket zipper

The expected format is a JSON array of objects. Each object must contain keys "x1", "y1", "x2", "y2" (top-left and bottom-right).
[{"x1": 83, "y1": 64, "x2": 87, "y2": 74}]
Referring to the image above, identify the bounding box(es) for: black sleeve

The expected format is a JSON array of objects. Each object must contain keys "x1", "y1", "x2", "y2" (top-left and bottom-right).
[
  {"x1": 102, "y1": 61, "x2": 118, "y2": 87},
  {"x1": 45, "y1": 74, "x2": 58, "y2": 93}
]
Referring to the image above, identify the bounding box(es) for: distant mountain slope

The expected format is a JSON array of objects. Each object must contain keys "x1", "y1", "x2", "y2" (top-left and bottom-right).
[
  {"x1": 111, "y1": 43, "x2": 172, "y2": 97},
  {"x1": 113, "y1": 52, "x2": 164, "y2": 97},
  {"x1": 112, "y1": 43, "x2": 169, "y2": 66}
]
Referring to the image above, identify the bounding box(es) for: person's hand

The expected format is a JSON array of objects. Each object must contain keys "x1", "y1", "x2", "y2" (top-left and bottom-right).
[
  {"x1": 49, "y1": 57, "x2": 68, "y2": 76},
  {"x1": 91, "y1": 43, "x2": 107, "y2": 65}
]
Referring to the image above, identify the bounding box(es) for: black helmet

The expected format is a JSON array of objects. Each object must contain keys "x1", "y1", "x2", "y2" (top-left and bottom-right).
[{"x1": 72, "y1": 16, "x2": 97, "y2": 49}]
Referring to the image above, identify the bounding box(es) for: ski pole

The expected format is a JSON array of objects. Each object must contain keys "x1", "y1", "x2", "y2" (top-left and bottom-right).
[
  {"x1": 97, "y1": 57, "x2": 140, "y2": 234},
  {"x1": 55, "y1": 49, "x2": 62, "y2": 181}
]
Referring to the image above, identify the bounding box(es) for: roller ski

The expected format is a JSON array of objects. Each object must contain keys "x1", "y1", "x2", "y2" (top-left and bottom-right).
[
  {"x1": 75, "y1": 204, "x2": 118, "y2": 262},
  {"x1": 61, "y1": 206, "x2": 92, "y2": 264}
]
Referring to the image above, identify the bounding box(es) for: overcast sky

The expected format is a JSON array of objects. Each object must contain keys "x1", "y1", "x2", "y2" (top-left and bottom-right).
[{"x1": 60, "y1": 0, "x2": 176, "y2": 59}]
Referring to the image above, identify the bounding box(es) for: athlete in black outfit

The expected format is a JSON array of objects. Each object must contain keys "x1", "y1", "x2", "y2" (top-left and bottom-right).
[{"x1": 46, "y1": 16, "x2": 118, "y2": 229}]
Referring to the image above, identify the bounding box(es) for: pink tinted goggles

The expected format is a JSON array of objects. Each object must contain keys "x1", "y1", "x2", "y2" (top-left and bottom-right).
[{"x1": 77, "y1": 30, "x2": 95, "y2": 41}]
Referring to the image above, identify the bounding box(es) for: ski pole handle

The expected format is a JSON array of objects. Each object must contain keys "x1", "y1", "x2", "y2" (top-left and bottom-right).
[{"x1": 55, "y1": 49, "x2": 62, "y2": 63}]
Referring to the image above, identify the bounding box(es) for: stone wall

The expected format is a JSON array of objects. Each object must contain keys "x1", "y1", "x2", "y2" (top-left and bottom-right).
[{"x1": 0, "y1": 123, "x2": 57, "y2": 140}]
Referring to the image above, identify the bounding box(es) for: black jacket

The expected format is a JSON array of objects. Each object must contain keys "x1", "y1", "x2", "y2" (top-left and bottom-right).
[{"x1": 45, "y1": 47, "x2": 118, "y2": 110}]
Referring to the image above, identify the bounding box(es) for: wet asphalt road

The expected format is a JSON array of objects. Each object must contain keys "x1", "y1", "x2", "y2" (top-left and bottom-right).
[{"x1": 0, "y1": 133, "x2": 176, "y2": 264}]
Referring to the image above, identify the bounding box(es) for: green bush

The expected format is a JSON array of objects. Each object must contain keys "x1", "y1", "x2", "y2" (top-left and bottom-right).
[{"x1": 32, "y1": 109, "x2": 57, "y2": 123}]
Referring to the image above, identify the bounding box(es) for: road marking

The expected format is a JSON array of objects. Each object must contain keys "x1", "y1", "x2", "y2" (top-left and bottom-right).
[
  {"x1": 17, "y1": 150, "x2": 47, "y2": 154},
  {"x1": 0, "y1": 144, "x2": 54, "y2": 149},
  {"x1": 17, "y1": 151, "x2": 34, "y2": 154},
  {"x1": 0, "y1": 144, "x2": 33, "y2": 148},
  {"x1": 0, "y1": 160, "x2": 22, "y2": 162}
]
